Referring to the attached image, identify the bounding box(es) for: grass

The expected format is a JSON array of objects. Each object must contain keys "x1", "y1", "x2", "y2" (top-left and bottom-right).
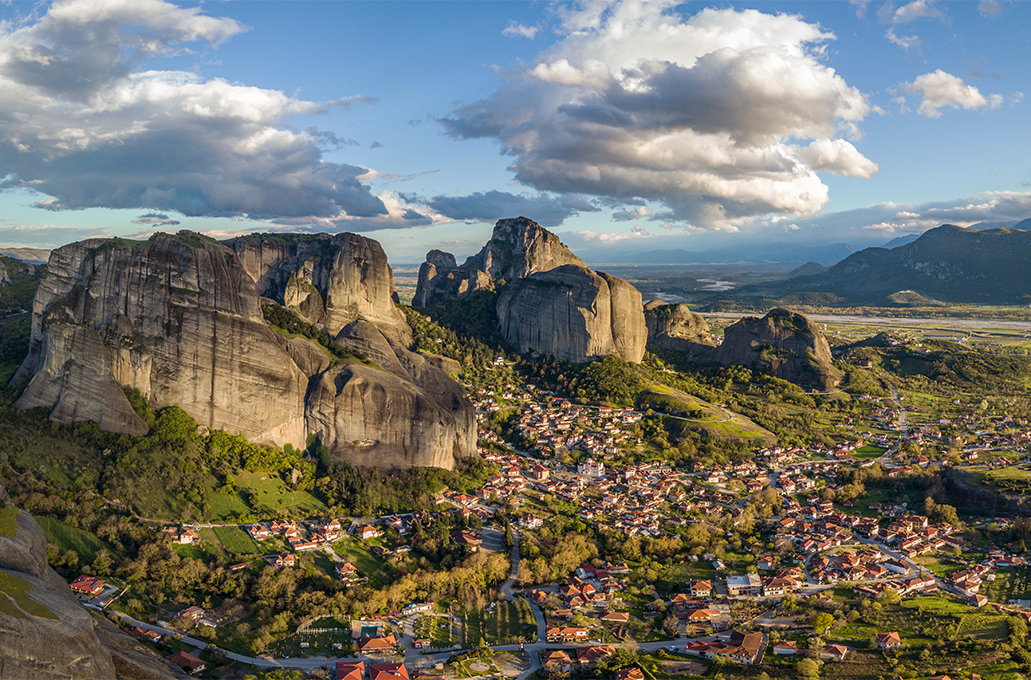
[
  {"x1": 0, "y1": 572, "x2": 58, "y2": 620},
  {"x1": 34, "y1": 516, "x2": 113, "y2": 564},
  {"x1": 232, "y1": 470, "x2": 328, "y2": 517},
  {"x1": 332, "y1": 539, "x2": 395, "y2": 588},
  {"x1": 853, "y1": 444, "x2": 887, "y2": 460},
  {"x1": 0, "y1": 504, "x2": 19, "y2": 538},
  {"x1": 985, "y1": 566, "x2": 1031, "y2": 603},
  {"x1": 212, "y1": 526, "x2": 260, "y2": 555},
  {"x1": 206, "y1": 492, "x2": 252, "y2": 521}
]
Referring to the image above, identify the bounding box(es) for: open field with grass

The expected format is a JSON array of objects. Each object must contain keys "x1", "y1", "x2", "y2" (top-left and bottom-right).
[
  {"x1": 212, "y1": 526, "x2": 260, "y2": 555},
  {"x1": 34, "y1": 515, "x2": 112, "y2": 563},
  {"x1": 232, "y1": 470, "x2": 328, "y2": 517},
  {"x1": 853, "y1": 444, "x2": 886, "y2": 459},
  {"x1": 985, "y1": 566, "x2": 1031, "y2": 603},
  {"x1": 460, "y1": 600, "x2": 535, "y2": 647}
]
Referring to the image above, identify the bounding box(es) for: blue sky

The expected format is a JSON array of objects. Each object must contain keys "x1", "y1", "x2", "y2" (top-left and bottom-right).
[{"x1": 0, "y1": 0, "x2": 1028, "y2": 263}]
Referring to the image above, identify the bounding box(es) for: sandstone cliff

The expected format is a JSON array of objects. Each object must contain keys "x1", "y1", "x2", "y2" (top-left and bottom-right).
[
  {"x1": 0, "y1": 482, "x2": 180, "y2": 680},
  {"x1": 496, "y1": 265, "x2": 646, "y2": 363},
  {"x1": 14, "y1": 231, "x2": 474, "y2": 470},
  {"x1": 413, "y1": 216, "x2": 584, "y2": 307},
  {"x1": 711, "y1": 308, "x2": 842, "y2": 390},
  {"x1": 643, "y1": 300, "x2": 715, "y2": 355},
  {"x1": 415, "y1": 217, "x2": 648, "y2": 364}
]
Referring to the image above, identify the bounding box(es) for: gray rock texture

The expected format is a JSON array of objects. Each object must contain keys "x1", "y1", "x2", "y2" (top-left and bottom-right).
[
  {"x1": 644, "y1": 300, "x2": 715, "y2": 355},
  {"x1": 413, "y1": 217, "x2": 585, "y2": 307},
  {"x1": 14, "y1": 231, "x2": 474, "y2": 470},
  {"x1": 0, "y1": 483, "x2": 179, "y2": 679},
  {"x1": 496, "y1": 265, "x2": 646, "y2": 363},
  {"x1": 711, "y1": 308, "x2": 842, "y2": 390},
  {"x1": 415, "y1": 217, "x2": 648, "y2": 364}
]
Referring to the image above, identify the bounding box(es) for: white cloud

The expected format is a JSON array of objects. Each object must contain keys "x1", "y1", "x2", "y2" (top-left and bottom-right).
[
  {"x1": 417, "y1": 190, "x2": 600, "y2": 227},
  {"x1": 797, "y1": 139, "x2": 879, "y2": 179},
  {"x1": 905, "y1": 69, "x2": 999, "y2": 117},
  {"x1": 441, "y1": 0, "x2": 876, "y2": 230},
  {"x1": 0, "y1": 0, "x2": 388, "y2": 221},
  {"x1": 886, "y1": 29, "x2": 921, "y2": 52},
  {"x1": 502, "y1": 21, "x2": 539, "y2": 39},
  {"x1": 978, "y1": 0, "x2": 1002, "y2": 17},
  {"x1": 612, "y1": 205, "x2": 652, "y2": 221},
  {"x1": 891, "y1": 0, "x2": 947, "y2": 24}
]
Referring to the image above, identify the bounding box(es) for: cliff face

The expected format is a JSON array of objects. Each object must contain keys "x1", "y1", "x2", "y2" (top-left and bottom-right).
[
  {"x1": 712, "y1": 308, "x2": 842, "y2": 390},
  {"x1": 643, "y1": 300, "x2": 715, "y2": 355},
  {"x1": 415, "y1": 217, "x2": 648, "y2": 364},
  {"x1": 14, "y1": 232, "x2": 474, "y2": 470},
  {"x1": 413, "y1": 216, "x2": 585, "y2": 307},
  {"x1": 0, "y1": 483, "x2": 178, "y2": 680},
  {"x1": 496, "y1": 265, "x2": 646, "y2": 363}
]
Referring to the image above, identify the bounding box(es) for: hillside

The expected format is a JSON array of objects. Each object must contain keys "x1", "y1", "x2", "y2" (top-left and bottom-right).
[{"x1": 778, "y1": 225, "x2": 1031, "y2": 304}]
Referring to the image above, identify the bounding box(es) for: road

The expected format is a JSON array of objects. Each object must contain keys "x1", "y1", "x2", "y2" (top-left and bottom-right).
[
  {"x1": 892, "y1": 386, "x2": 907, "y2": 437},
  {"x1": 702, "y1": 312, "x2": 1031, "y2": 332}
]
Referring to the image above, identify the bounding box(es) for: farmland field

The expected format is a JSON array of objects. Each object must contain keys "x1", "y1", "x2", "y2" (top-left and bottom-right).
[{"x1": 212, "y1": 526, "x2": 260, "y2": 555}]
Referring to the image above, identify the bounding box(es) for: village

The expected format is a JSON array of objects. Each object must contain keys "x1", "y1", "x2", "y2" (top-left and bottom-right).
[{"x1": 80, "y1": 371, "x2": 1031, "y2": 680}]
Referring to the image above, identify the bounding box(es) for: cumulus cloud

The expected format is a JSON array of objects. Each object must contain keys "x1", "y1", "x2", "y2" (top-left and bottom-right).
[
  {"x1": 441, "y1": 0, "x2": 877, "y2": 230},
  {"x1": 502, "y1": 21, "x2": 539, "y2": 39},
  {"x1": 906, "y1": 69, "x2": 1001, "y2": 117},
  {"x1": 612, "y1": 205, "x2": 652, "y2": 221},
  {"x1": 131, "y1": 213, "x2": 181, "y2": 227},
  {"x1": 0, "y1": 0, "x2": 388, "y2": 221}
]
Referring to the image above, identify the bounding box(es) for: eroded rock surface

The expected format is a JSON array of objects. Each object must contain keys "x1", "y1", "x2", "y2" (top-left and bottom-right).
[
  {"x1": 643, "y1": 300, "x2": 715, "y2": 355},
  {"x1": 14, "y1": 231, "x2": 474, "y2": 470}
]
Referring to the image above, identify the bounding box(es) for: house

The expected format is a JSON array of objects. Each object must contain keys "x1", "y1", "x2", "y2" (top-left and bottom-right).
[
  {"x1": 248, "y1": 523, "x2": 272, "y2": 540},
  {"x1": 726, "y1": 573, "x2": 762, "y2": 597},
  {"x1": 358, "y1": 525, "x2": 383, "y2": 540},
  {"x1": 772, "y1": 641, "x2": 798, "y2": 655},
  {"x1": 177, "y1": 606, "x2": 205, "y2": 622},
  {"x1": 412, "y1": 638, "x2": 431, "y2": 650},
  {"x1": 541, "y1": 650, "x2": 575, "y2": 673},
  {"x1": 616, "y1": 669, "x2": 645, "y2": 680},
  {"x1": 129, "y1": 626, "x2": 162, "y2": 643},
  {"x1": 969, "y1": 594, "x2": 989, "y2": 608},
  {"x1": 69, "y1": 575, "x2": 105, "y2": 597},
  {"x1": 177, "y1": 528, "x2": 199, "y2": 545},
  {"x1": 451, "y1": 530, "x2": 482, "y2": 551},
  {"x1": 577, "y1": 646, "x2": 615, "y2": 667},
  {"x1": 337, "y1": 661, "x2": 366, "y2": 680},
  {"x1": 165, "y1": 651, "x2": 205, "y2": 673},
  {"x1": 822, "y1": 644, "x2": 850, "y2": 661},
  {"x1": 601, "y1": 611, "x2": 630, "y2": 623},
  {"x1": 689, "y1": 580, "x2": 712, "y2": 598},
  {"x1": 875, "y1": 631, "x2": 902, "y2": 649},
  {"x1": 358, "y1": 635, "x2": 398, "y2": 654},
  {"x1": 370, "y1": 662, "x2": 409, "y2": 680},
  {"x1": 546, "y1": 627, "x2": 589, "y2": 643}
]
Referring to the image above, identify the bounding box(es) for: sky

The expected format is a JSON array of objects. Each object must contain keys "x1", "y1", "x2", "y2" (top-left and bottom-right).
[{"x1": 0, "y1": 0, "x2": 1029, "y2": 263}]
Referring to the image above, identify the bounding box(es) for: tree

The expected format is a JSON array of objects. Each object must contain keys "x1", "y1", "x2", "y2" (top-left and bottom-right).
[
  {"x1": 811, "y1": 612, "x2": 834, "y2": 635},
  {"x1": 877, "y1": 588, "x2": 901, "y2": 606},
  {"x1": 797, "y1": 657, "x2": 820, "y2": 680}
]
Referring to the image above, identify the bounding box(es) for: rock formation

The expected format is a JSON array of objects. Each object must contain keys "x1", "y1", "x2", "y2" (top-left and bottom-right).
[
  {"x1": 13, "y1": 231, "x2": 474, "y2": 470},
  {"x1": 643, "y1": 300, "x2": 715, "y2": 355},
  {"x1": 0, "y1": 482, "x2": 180, "y2": 679},
  {"x1": 413, "y1": 216, "x2": 585, "y2": 307},
  {"x1": 415, "y1": 217, "x2": 648, "y2": 364},
  {"x1": 497, "y1": 265, "x2": 647, "y2": 363},
  {"x1": 711, "y1": 308, "x2": 842, "y2": 390}
]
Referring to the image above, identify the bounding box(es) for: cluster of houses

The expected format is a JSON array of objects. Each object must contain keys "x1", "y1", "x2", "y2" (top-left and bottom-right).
[
  {"x1": 683, "y1": 630, "x2": 766, "y2": 665},
  {"x1": 540, "y1": 645, "x2": 615, "y2": 674},
  {"x1": 247, "y1": 518, "x2": 345, "y2": 552}
]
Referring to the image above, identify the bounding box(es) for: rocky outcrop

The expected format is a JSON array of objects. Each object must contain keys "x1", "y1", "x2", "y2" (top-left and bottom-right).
[
  {"x1": 0, "y1": 482, "x2": 179, "y2": 679},
  {"x1": 644, "y1": 300, "x2": 715, "y2": 355},
  {"x1": 413, "y1": 217, "x2": 585, "y2": 307},
  {"x1": 415, "y1": 217, "x2": 648, "y2": 364},
  {"x1": 711, "y1": 308, "x2": 842, "y2": 390},
  {"x1": 13, "y1": 231, "x2": 474, "y2": 470},
  {"x1": 497, "y1": 265, "x2": 646, "y2": 363}
]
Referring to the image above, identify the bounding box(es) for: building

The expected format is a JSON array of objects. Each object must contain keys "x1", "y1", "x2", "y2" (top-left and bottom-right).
[
  {"x1": 69, "y1": 575, "x2": 105, "y2": 597},
  {"x1": 165, "y1": 651, "x2": 205, "y2": 673},
  {"x1": 370, "y1": 663, "x2": 408, "y2": 680},
  {"x1": 875, "y1": 631, "x2": 902, "y2": 649},
  {"x1": 337, "y1": 661, "x2": 365, "y2": 680},
  {"x1": 726, "y1": 573, "x2": 762, "y2": 597},
  {"x1": 359, "y1": 635, "x2": 397, "y2": 654}
]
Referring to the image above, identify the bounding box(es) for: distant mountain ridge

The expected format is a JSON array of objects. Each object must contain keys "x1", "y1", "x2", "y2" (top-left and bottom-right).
[
  {"x1": 590, "y1": 241, "x2": 856, "y2": 266},
  {"x1": 782, "y1": 224, "x2": 1031, "y2": 304}
]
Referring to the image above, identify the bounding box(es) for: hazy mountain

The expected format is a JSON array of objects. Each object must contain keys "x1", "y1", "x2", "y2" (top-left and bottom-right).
[
  {"x1": 882, "y1": 233, "x2": 921, "y2": 249},
  {"x1": 593, "y1": 242, "x2": 855, "y2": 265},
  {"x1": 784, "y1": 225, "x2": 1031, "y2": 304}
]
